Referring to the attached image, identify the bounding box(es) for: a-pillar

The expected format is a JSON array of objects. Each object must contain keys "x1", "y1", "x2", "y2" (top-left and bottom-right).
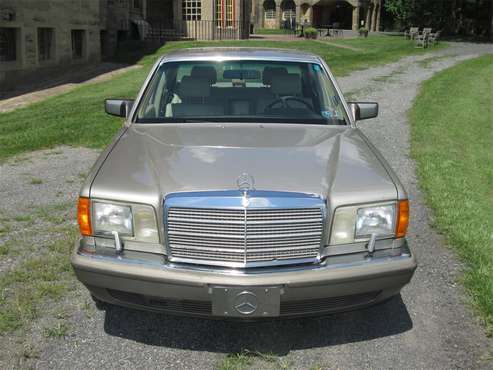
[{"x1": 352, "y1": 5, "x2": 360, "y2": 31}]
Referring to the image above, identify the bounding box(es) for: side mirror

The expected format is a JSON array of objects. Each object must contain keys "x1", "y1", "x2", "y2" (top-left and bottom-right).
[
  {"x1": 105, "y1": 99, "x2": 134, "y2": 118},
  {"x1": 348, "y1": 102, "x2": 379, "y2": 121}
]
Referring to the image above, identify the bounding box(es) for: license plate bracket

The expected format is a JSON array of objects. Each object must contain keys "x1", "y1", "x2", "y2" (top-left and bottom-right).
[{"x1": 211, "y1": 286, "x2": 281, "y2": 318}]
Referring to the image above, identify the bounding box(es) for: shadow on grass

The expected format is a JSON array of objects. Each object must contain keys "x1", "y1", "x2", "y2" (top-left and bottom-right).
[
  {"x1": 0, "y1": 41, "x2": 163, "y2": 101},
  {"x1": 110, "y1": 40, "x2": 164, "y2": 65},
  {"x1": 103, "y1": 295, "x2": 412, "y2": 355}
]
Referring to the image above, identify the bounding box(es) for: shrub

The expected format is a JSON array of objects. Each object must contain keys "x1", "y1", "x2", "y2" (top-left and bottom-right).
[
  {"x1": 359, "y1": 27, "x2": 369, "y2": 37},
  {"x1": 304, "y1": 27, "x2": 317, "y2": 39}
]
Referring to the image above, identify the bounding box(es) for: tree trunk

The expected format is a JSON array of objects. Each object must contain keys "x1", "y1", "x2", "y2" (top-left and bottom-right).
[
  {"x1": 490, "y1": 0, "x2": 493, "y2": 41},
  {"x1": 371, "y1": 1, "x2": 378, "y2": 31},
  {"x1": 375, "y1": 1, "x2": 381, "y2": 31}
]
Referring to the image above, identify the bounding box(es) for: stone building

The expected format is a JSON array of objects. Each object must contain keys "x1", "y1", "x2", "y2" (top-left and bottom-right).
[
  {"x1": 0, "y1": 0, "x2": 251, "y2": 90},
  {"x1": 251, "y1": 0, "x2": 382, "y2": 32},
  {"x1": 0, "y1": 0, "x2": 103, "y2": 90}
]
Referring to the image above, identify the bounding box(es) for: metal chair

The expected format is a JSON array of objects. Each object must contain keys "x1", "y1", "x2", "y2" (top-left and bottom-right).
[{"x1": 405, "y1": 27, "x2": 419, "y2": 40}]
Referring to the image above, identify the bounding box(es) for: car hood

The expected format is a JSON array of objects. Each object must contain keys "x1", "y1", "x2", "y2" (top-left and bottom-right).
[{"x1": 90, "y1": 123, "x2": 397, "y2": 210}]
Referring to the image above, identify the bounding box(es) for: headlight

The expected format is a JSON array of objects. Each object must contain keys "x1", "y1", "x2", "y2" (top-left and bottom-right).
[
  {"x1": 355, "y1": 205, "x2": 395, "y2": 238},
  {"x1": 92, "y1": 201, "x2": 159, "y2": 243},
  {"x1": 132, "y1": 204, "x2": 159, "y2": 243},
  {"x1": 94, "y1": 203, "x2": 133, "y2": 236},
  {"x1": 330, "y1": 202, "x2": 399, "y2": 245}
]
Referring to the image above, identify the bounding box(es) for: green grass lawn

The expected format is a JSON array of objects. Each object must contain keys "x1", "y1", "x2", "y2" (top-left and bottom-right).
[
  {"x1": 0, "y1": 35, "x2": 445, "y2": 160},
  {"x1": 253, "y1": 28, "x2": 296, "y2": 35},
  {"x1": 410, "y1": 54, "x2": 493, "y2": 334}
]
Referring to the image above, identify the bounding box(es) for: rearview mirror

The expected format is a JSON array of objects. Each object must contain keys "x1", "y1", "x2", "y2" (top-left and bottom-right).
[
  {"x1": 348, "y1": 102, "x2": 379, "y2": 121},
  {"x1": 105, "y1": 99, "x2": 134, "y2": 118}
]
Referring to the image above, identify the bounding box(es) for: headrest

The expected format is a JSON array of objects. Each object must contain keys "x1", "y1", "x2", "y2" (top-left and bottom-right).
[
  {"x1": 191, "y1": 66, "x2": 217, "y2": 84},
  {"x1": 270, "y1": 73, "x2": 302, "y2": 96},
  {"x1": 178, "y1": 76, "x2": 211, "y2": 98},
  {"x1": 262, "y1": 67, "x2": 288, "y2": 85}
]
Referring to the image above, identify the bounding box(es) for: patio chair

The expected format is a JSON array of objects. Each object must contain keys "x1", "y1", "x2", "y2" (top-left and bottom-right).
[
  {"x1": 405, "y1": 27, "x2": 419, "y2": 40},
  {"x1": 428, "y1": 30, "x2": 441, "y2": 45},
  {"x1": 422, "y1": 27, "x2": 433, "y2": 35},
  {"x1": 415, "y1": 32, "x2": 428, "y2": 48}
]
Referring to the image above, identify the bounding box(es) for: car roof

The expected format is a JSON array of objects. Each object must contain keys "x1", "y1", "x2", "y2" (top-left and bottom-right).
[{"x1": 160, "y1": 47, "x2": 322, "y2": 64}]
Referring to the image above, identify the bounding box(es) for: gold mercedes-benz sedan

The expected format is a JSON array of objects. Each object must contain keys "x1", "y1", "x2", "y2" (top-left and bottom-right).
[{"x1": 71, "y1": 48, "x2": 416, "y2": 319}]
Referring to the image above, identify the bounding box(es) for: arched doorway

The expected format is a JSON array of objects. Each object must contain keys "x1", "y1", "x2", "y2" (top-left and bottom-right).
[
  {"x1": 300, "y1": 3, "x2": 312, "y2": 25},
  {"x1": 263, "y1": 0, "x2": 276, "y2": 28},
  {"x1": 280, "y1": 0, "x2": 296, "y2": 29},
  {"x1": 312, "y1": 0, "x2": 353, "y2": 28}
]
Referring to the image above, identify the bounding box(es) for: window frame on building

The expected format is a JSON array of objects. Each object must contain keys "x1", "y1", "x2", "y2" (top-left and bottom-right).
[
  {"x1": 71, "y1": 29, "x2": 86, "y2": 60},
  {"x1": 216, "y1": 0, "x2": 236, "y2": 28},
  {"x1": 0, "y1": 27, "x2": 17, "y2": 63},
  {"x1": 182, "y1": 0, "x2": 202, "y2": 21},
  {"x1": 37, "y1": 27, "x2": 55, "y2": 63}
]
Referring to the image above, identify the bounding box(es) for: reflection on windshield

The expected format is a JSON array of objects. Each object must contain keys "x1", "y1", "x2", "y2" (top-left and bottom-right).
[{"x1": 136, "y1": 60, "x2": 348, "y2": 125}]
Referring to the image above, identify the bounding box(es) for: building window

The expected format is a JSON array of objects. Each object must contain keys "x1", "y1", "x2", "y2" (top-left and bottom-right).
[
  {"x1": 71, "y1": 30, "x2": 85, "y2": 59},
  {"x1": 182, "y1": 0, "x2": 201, "y2": 21},
  {"x1": 38, "y1": 28, "x2": 55, "y2": 62},
  {"x1": 216, "y1": 0, "x2": 223, "y2": 26},
  {"x1": 225, "y1": 0, "x2": 234, "y2": 27},
  {"x1": 0, "y1": 27, "x2": 16, "y2": 62},
  {"x1": 264, "y1": 0, "x2": 276, "y2": 20},
  {"x1": 216, "y1": 0, "x2": 235, "y2": 27},
  {"x1": 133, "y1": 0, "x2": 142, "y2": 8}
]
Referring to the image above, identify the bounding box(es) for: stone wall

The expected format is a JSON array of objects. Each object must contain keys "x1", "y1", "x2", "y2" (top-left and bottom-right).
[{"x1": 0, "y1": 0, "x2": 102, "y2": 90}]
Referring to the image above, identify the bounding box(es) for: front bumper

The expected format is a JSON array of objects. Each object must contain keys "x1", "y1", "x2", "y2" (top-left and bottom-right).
[{"x1": 71, "y1": 241, "x2": 417, "y2": 318}]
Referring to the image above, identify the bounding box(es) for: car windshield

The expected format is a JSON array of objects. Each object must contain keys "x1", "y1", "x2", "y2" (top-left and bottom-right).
[{"x1": 135, "y1": 60, "x2": 349, "y2": 125}]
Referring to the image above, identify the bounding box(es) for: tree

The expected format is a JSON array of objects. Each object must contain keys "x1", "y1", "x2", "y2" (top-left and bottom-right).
[
  {"x1": 384, "y1": 0, "x2": 492, "y2": 37},
  {"x1": 490, "y1": 0, "x2": 493, "y2": 41}
]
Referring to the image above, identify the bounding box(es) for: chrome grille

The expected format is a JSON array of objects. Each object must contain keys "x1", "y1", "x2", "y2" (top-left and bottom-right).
[{"x1": 166, "y1": 197, "x2": 325, "y2": 267}]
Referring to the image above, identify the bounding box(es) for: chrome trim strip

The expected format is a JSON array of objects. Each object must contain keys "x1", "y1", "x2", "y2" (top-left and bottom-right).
[{"x1": 76, "y1": 247, "x2": 413, "y2": 276}]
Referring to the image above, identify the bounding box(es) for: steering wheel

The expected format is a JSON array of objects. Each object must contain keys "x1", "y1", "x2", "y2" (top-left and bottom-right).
[{"x1": 265, "y1": 96, "x2": 315, "y2": 113}]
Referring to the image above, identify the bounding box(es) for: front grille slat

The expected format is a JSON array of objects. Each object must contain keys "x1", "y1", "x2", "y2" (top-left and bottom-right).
[{"x1": 166, "y1": 201, "x2": 324, "y2": 267}]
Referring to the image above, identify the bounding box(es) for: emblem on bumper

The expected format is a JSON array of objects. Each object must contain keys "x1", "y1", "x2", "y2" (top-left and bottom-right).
[{"x1": 233, "y1": 291, "x2": 258, "y2": 315}]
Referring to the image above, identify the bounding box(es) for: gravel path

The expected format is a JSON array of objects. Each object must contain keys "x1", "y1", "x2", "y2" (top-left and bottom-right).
[{"x1": 1, "y1": 42, "x2": 492, "y2": 370}]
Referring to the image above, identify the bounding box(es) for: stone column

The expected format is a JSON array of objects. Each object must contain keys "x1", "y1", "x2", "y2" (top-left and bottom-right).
[
  {"x1": 352, "y1": 5, "x2": 360, "y2": 31},
  {"x1": 296, "y1": 4, "x2": 301, "y2": 27},
  {"x1": 275, "y1": 0, "x2": 283, "y2": 29}
]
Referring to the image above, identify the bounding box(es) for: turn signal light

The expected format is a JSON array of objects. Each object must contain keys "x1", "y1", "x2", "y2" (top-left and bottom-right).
[
  {"x1": 77, "y1": 197, "x2": 92, "y2": 236},
  {"x1": 396, "y1": 200, "x2": 409, "y2": 238}
]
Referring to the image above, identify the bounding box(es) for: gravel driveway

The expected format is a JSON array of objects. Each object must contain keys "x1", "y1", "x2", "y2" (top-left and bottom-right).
[{"x1": 1, "y1": 42, "x2": 492, "y2": 370}]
